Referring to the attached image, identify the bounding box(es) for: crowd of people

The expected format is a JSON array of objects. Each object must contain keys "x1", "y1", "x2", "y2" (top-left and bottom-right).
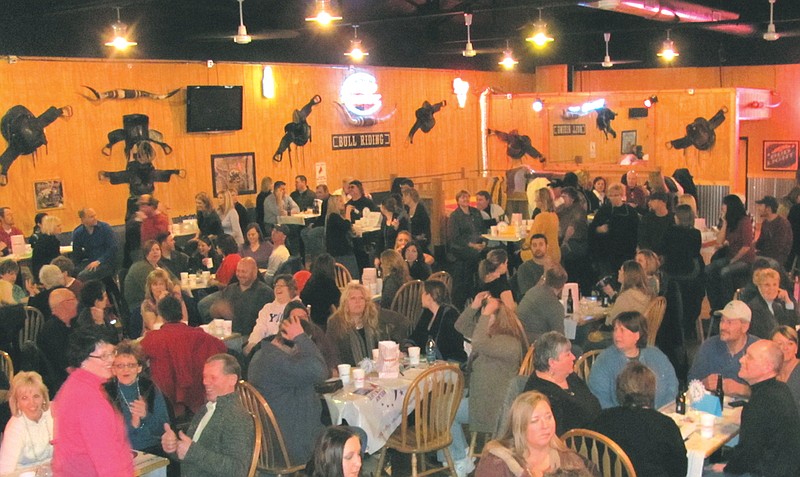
[{"x1": 1, "y1": 167, "x2": 800, "y2": 477}]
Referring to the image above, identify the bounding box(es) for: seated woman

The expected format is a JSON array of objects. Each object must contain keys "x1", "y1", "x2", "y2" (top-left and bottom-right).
[
  {"x1": 187, "y1": 235, "x2": 220, "y2": 274},
  {"x1": 140, "y1": 269, "x2": 188, "y2": 333},
  {"x1": 76, "y1": 280, "x2": 121, "y2": 344},
  {"x1": 602, "y1": 260, "x2": 652, "y2": 326},
  {"x1": 246, "y1": 274, "x2": 303, "y2": 354},
  {"x1": 124, "y1": 240, "x2": 176, "y2": 337},
  {"x1": 0, "y1": 260, "x2": 31, "y2": 306},
  {"x1": 0, "y1": 371, "x2": 53, "y2": 473},
  {"x1": 475, "y1": 391, "x2": 596, "y2": 477},
  {"x1": 195, "y1": 191, "x2": 223, "y2": 238},
  {"x1": 327, "y1": 283, "x2": 409, "y2": 365},
  {"x1": 300, "y1": 253, "x2": 341, "y2": 330},
  {"x1": 635, "y1": 249, "x2": 661, "y2": 296},
  {"x1": 208, "y1": 234, "x2": 242, "y2": 288},
  {"x1": 747, "y1": 267, "x2": 797, "y2": 338},
  {"x1": 378, "y1": 249, "x2": 410, "y2": 310},
  {"x1": 31, "y1": 214, "x2": 62, "y2": 280},
  {"x1": 477, "y1": 248, "x2": 515, "y2": 312},
  {"x1": 395, "y1": 230, "x2": 434, "y2": 266},
  {"x1": 773, "y1": 326, "x2": 800, "y2": 410},
  {"x1": 588, "y1": 311, "x2": 678, "y2": 409},
  {"x1": 104, "y1": 340, "x2": 169, "y2": 454},
  {"x1": 240, "y1": 223, "x2": 273, "y2": 269},
  {"x1": 402, "y1": 241, "x2": 431, "y2": 281},
  {"x1": 588, "y1": 362, "x2": 687, "y2": 477},
  {"x1": 307, "y1": 426, "x2": 363, "y2": 477},
  {"x1": 407, "y1": 279, "x2": 466, "y2": 363},
  {"x1": 217, "y1": 190, "x2": 244, "y2": 246},
  {"x1": 379, "y1": 196, "x2": 409, "y2": 254},
  {"x1": 523, "y1": 332, "x2": 601, "y2": 436}
]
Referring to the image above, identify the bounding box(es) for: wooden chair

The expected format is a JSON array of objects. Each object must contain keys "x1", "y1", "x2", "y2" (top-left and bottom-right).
[
  {"x1": 0, "y1": 350, "x2": 12, "y2": 379},
  {"x1": 235, "y1": 380, "x2": 305, "y2": 476},
  {"x1": 246, "y1": 412, "x2": 262, "y2": 477},
  {"x1": 643, "y1": 296, "x2": 667, "y2": 347},
  {"x1": 562, "y1": 429, "x2": 637, "y2": 477},
  {"x1": 518, "y1": 344, "x2": 535, "y2": 376},
  {"x1": 429, "y1": 271, "x2": 453, "y2": 295},
  {"x1": 375, "y1": 364, "x2": 464, "y2": 477},
  {"x1": 334, "y1": 263, "x2": 352, "y2": 290},
  {"x1": 390, "y1": 279, "x2": 425, "y2": 331},
  {"x1": 19, "y1": 306, "x2": 45, "y2": 348},
  {"x1": 573, "y1": 349, "x2": 601, "y2": 382}
]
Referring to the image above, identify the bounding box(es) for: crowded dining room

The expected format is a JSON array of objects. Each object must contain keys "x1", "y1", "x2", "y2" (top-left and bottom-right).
[{"x1": 2, "y1": 0, "x2": 800, "y2": 476}]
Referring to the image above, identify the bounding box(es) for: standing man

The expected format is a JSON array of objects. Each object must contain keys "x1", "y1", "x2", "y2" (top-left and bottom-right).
[
  {"x1": 291, "y1": 175, "x2": 315, "y2": 212},
  {"x1": 345, "y1": 180, "x2": 377, "y2": 223},
  {"x1": 0, "y1": 207, "x2": 23, "y2": 256},
  {"x1": 624, "y1": 170, "x2": 648, "y2": 213},
  {"x1": 638, "y1": 192, "x2": 673, "y2": 254},
  {"x1": 589, "y1": 183, "x2": 640, "y2": 277},
  {"x1": 707, "y1": 340, "x2": 800, "y2": 476},
  {"x1": 72, "y1": 208, "x2": 118, "y2": 281},
  {"x1": 688, "y1": 300, "x2": 757, "y2": 397},
  {"x1": 38, "y1": 288, "x2": 78, "y2": 393},
  {"x1": 161, "y1": 354, "x2": 255, "y2": 477},
  {"x1": 138, "y1": 194, "x2": 171, "y2": 243},
  {"x1": 754, "y1": 195, "x2": 793, "y2": 267}
]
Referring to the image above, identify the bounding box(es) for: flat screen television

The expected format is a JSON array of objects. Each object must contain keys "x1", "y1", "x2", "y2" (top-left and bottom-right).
[{"x1": 186, "y1": 85, "x2": 243, "y2": 133}]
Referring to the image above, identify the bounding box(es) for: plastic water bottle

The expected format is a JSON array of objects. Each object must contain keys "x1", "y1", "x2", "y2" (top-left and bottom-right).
[{"x1": 425, "y1": 336, "x2": 437, "y2": 364}]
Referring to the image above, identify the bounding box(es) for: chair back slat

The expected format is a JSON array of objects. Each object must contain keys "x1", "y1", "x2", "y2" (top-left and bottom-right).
[
  {"x1": 429, "y1": 271, "x2": 453, "y2": 296},
  {"x1": 334, "y1": 263, "x2": 352, "y2": 290},
  {"x1": 390, "y1": 280, "x2": 424, "y2": 332},
  {"x1": 247, "y1": 412, "x2": 262, "y2": 477},
  {"x1": 236, "y1": 380, "x2": 305, "y2": 475},
  {"x1": 397, "y1": 364, "x2": 464, "y2": 453},
  {"x1": 562, "y1": 428, "x2": 637, "y2": 477},
  {"x1": 644, "y1": 296, "x2": 667, "y2": 346},
  {"x1": 19, "y1": 306, "x2": 45, "y2": 348},
  {"x1": 573, "y1": 349, "x2": 601, "y2": 382},
  {"x1": 0, "y1": 350, "x2": 13, "y2": 379}
]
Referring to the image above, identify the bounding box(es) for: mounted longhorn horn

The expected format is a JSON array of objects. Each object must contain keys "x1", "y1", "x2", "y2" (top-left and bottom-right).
[
  {"x1": 81, "y1": 86, "x2": 181, "y2": 101},
  {"x1": 333, "y1": 102, "x2": 397, "y2": 127}
]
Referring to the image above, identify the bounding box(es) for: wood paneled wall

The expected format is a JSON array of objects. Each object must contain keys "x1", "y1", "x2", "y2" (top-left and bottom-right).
[{"x1": 0, "y1": 57, "x2": 535, "y2": 233}]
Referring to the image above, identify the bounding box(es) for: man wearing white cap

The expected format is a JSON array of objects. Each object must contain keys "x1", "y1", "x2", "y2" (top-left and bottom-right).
[{"x1": 687, "y1": 300, "x2": 758, "y2": 397}]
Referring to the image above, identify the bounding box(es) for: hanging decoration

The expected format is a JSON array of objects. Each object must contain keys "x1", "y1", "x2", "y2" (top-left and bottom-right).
[
  {"x1": 594, "y1": 107, "x2": 618, "y2": 140},
  {"x1": 81, "y1": 86, "x2": 181, "y2": 101},
  {"x1": 0, "y1": 105, "x2": 72, "y2": 186},
  {"x1": 487, "y1": 129, "x2": 545, "y2": 163},
  {"x1": 408, "y1": 100, "x2": 446, "y2": 143},
  {"x1": 667, "y1": 107, "x2": 727, "y2": 151},
  {"x1": 273, "y1": 95, "x2": 322, "y2": 165}
]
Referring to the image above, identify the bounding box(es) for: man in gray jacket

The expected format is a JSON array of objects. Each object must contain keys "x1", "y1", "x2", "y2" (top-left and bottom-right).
[
  {"x1": 162, "y1": 354, "x2": 254, "y2": 477},
  {"x1": 517, "y1": 265, "x2": 568, "y2": 343}
]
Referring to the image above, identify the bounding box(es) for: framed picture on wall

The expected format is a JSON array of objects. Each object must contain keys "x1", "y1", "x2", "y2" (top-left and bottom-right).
[
  {"x1": 621, "y1": 130, "x2": 637, "y2": 154},
  {"x1": 763, "y1": 141, "x2": 799, "y2": 171},
  {"x1": 211, "y1": 152, "x2": 256, "y2": 197},
  {"x1": 34, "y1": 179, "x2": 64, "y2": 210}
]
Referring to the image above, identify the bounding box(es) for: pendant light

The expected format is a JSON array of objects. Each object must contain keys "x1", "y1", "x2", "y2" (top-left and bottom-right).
[
  {"x1": 657, "y1": 30, "x2": 679, "y2": 61},
  {"x1": 305, "y1": 0, "x2": 342, "y2": 26},
  {"x1": 498, "y1": 41, "x2": 519, "y2": 69},
  {"x1": 344, "y1": 25, "x2": 368, "y2": 61},
  {"x1": 104, "y1": 7, "x2": 137, "y2": 50},
  {"x1": 526, "y1": 9, "x2": 554, "y2": 48}
]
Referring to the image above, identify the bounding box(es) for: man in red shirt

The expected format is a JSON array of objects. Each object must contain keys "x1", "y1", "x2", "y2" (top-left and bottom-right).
[
  {"x1": 0, "y1": 207, "x2": 23, "y2": 256},
  {"x1": 137, "y1": 194, "x2": 170, "y2": 243}
]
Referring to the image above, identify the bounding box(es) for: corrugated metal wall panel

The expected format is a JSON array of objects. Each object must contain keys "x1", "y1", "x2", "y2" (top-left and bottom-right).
[
  {"x1": 697, "y1": 185, "x2": 729, "y2": 227},
  {"x1": 747, "y1": 177, "x2": 797, "y2": 216}
]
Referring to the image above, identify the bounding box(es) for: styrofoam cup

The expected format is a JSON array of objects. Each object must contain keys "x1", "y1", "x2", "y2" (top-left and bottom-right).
[
  {"x1": 408, "y1": 346, "x2": 420, "y2": 365},
  {"x1": 352, "y1": 368, "x2": 366, "y2": 388},
  {"x1": 337, "y1": 364, "x2": 351, "y2": 383}
]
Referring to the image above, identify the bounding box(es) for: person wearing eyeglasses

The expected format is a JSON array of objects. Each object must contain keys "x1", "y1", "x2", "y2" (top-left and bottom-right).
[
  {"x1": 51, "y1": 329, "x2": 134, "y2": 477},
  {"x1": 105, "y1": 340, "x2": 170, "y2": 455}
]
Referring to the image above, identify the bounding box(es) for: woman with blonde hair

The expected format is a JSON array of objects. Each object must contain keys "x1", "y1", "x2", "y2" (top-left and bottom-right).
[
  {"x1": 456, "y1": 293, "x2": 528, "y2": 439},
  {"x1": 141, "y1": 269, "x2": 188, "y2": 332},
  {"x1": 0, "y1": 371, "x2": 54, "y2": 473},
  {"x1": 379, "y1": 249, "x2": 410, "y2": 309},
  {"x1": 217, "y1": 190, "x2": 244, "y2": 246},
  {"x1": 32, "y1": 214, "x2": 63, "y2": 279},
  {"x1": 635, "y1": 249, "x2": 662, "y2": 295},
  {"x1": 325, "y1": 194, "x2": 359, "y2": 280},
  {"x1": 326, "y1": 283, "x2": 408, "y2": 365},
  {"x1": 194, "y1": 191, "x2": 223, "y2": 238},
  {"x1": 773, "y1": 326, "x2": 800, "y2": 410},
  {"x1": 475, "y1": 391, "x2": 595, "y2": 477},
  {"x1": 677, "y1": 194, "x2": 698, "y2": 215},
  {"x1": 523, "y1": 187, "x2": 560, "y2": 264}
]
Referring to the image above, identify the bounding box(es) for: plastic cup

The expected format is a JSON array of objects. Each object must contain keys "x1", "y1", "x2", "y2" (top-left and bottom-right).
[
  {"x1": 490, "y1": 225, "x2": 498, "y2": 236},
  {"x1": 408, "y1": 346, "x2": 421, "y2": 365},
  {"x1": 337, "y1": 364, "x2": 351, "y2": 383},
  {"x1": 352, "y1": 368, "x2": 366, "y2": 388},
  {"x1": 180, "y1": 272, "x2": 189, "y2": 284},
  {"x1": 202, "y1": 271, "x2": 211, "y2": 283},
  {"x1": 222, "y1": 320, "x2": 232, "y2": 336},
  {"x1": 372, "y1": 349, "x2": 380, "y2": 361},
  {"x1": 700, "y1": 413, "x2": 715, "y2": 438},
  {"x1": 188, "y1": 274, "x2": 197, "y2": 287}
]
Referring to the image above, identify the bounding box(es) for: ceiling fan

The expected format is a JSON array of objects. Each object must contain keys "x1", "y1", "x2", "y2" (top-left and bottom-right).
[
  {"x1": 577, "y1": 32, "x2": 641, "y2": 68},
  {"x1": 427, "y1": 12, "x2": 505, "y2": 57},
  {"x1": 463, "y1": 12, "x2": 477, "y2": 57},
  {"x1": 192, "y1": 0, "x2": 299, "y2": 44}
]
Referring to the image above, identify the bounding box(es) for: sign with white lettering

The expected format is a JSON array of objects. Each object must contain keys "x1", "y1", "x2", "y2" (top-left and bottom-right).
[
  {"x1": 332, "y1": 133, "x2": 391, "y2": 150},
  {"x1": 553, "y1": 124, "x2": 586, "y2": 136}
]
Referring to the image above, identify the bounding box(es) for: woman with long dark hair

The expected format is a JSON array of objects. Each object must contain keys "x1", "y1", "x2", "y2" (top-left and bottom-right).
[
  {"x1": 706, "y1": 194, "x2": 755, "y2": 311},
  {"x1": 300, "y1": 253, "x2": 341, "y2": 330},
  {"x1": 402, "y1": 241, "x2": 431, "y2": 281},
  {"x1": 308, "y1": 426, "x2": 363, "y2": 477}
]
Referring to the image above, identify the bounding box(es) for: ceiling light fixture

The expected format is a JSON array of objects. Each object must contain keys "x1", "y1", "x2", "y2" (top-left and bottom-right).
[
  {"x1": 104, "y1": 7, "x2": 137, "y2": 50},
  {"x1": 305, "y1": 0, "x2": 342, "y2": 26},
  {"x1": 644, "y1": 95, "x2": 659, "y2": 107},
  {"x1": 657, "y1": 30, "x2": 679, "y2": 61},
  {"x1": 453, "y1": 78, "x2": 470, "y2": 108},
  {"x1": 498, "y1": 41, "x2": 518, "y2": 69},
  {"x1": 344, "y1": 25, "x2": 368, "y2": 61},
  {"x1": 526, "y1": 9, "x2": 554, "y2": 47}
]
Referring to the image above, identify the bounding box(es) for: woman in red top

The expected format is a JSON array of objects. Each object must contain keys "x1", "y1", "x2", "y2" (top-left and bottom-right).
[{"x1": 209, "y1": 234, "x2": 241, "y2": 287}]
